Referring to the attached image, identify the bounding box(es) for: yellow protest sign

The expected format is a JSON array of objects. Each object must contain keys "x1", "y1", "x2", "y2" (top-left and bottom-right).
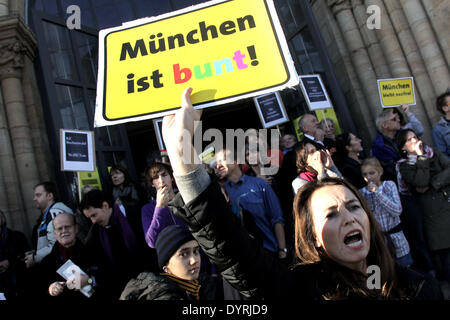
[
  {"x1": 77, "y1": 170, "x2": 103, "y2": 201},
  {"x1": 199, "y1": 146, "x2": 215, "y2": 165},
  {"x1": 95, "y1": 0, "x2": 298, "y2": 127},
  {"x1": 315, "y1": 108, "x2": 342, "y2": 135},
  {"x1": 377, "y1": 77, "x2": 416, "y2": 108}
]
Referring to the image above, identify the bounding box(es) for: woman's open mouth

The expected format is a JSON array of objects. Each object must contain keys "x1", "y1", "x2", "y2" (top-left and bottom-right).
[{"x1": 344, "y1": 230, "x2": 363, "y2": 248}]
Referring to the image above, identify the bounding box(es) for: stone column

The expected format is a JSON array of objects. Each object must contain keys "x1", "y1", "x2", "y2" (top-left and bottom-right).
[
  {"x1": 363, "y1": 0, "x2": 433, "y2": 143},
  {"x1": 328, "y1": 0, "x2": 379, "y2": 127},
  {"x1": 421, "y1": 0, "x2": 450, "y2": 75},
  {"x1": 312, "y1": 0, "x2": 375, "y2": 145},
  {"x1": 0, "y1": 17, "x2": 40, "y2": 233},
  {"x1": 23, "y1": 57, "x2": 52, "y2": 181},
  {"x1": 0, "y1": 0, "x2": 8, "y2": 17},
  {"x1": 351, "y1": 0, "x2": 391, "y2": 79},
  {"x1": 384, "y1": 0, "x2": 442, "y2": 126},
  {"x1": 400, "y1": 0, "x2": 450, "y2": 104}
]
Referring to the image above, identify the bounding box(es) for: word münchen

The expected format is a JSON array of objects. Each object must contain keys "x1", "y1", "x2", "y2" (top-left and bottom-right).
[{"x1": 119, "y1": 15, "x2": 257, "y2": 60}]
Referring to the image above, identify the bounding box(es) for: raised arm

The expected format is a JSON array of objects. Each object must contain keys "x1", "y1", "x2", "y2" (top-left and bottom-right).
[{"x1": 163, "y1": 88, "x2": 293, "y2": 299}]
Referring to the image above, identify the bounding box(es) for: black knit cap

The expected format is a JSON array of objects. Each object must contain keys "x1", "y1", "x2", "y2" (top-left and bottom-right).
[{"x1": 155, "y1": 225, "x2": 195, "y2": 270}]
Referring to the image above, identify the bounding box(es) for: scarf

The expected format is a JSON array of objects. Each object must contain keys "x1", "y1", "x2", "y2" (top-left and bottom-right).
[
  {"x1": 98, "y1": 205, "x2": 138, "y2": 264},
  {"x1": 161, "y1": 272, "x2": 201, "y2": 300},
  {"x1": 299, "y1": 170, "x2": 318, "y2": 182}
]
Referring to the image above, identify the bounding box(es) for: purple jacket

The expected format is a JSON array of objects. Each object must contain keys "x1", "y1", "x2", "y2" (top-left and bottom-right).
[{"x1": 141, "y1": 200, "x2": 186, "y2": 248}]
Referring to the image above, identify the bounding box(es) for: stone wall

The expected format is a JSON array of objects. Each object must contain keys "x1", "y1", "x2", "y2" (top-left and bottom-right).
[
  {"x1": 0, "y1": 0, "x2": 53, "y2": 237},
  {"x1": 311, "y1": 0, "x2": 450, "y2": 146}
]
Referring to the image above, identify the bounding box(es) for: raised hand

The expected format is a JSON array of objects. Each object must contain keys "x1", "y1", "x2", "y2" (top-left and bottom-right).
[{"x1": 162, "y1": 87, "x2": 203, "y2": 175}]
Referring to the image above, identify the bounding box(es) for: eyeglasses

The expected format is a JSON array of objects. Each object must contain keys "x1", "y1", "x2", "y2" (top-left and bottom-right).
[{"x1": 54, "y1": 225, "x2": 75, "y2": 233}]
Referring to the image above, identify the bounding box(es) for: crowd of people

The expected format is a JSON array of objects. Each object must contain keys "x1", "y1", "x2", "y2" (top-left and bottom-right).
[{"x1": 0, "y1": 89, "x2": 449, "y2": 301}]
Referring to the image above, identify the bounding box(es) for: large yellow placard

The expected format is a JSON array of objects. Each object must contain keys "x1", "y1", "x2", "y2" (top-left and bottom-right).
[
  {"x1": 377, "y1": 77, "x2": 416, "y2": 108},
  {"x1": 95, "y1": 0, "x2": 298, "y2": 127}
]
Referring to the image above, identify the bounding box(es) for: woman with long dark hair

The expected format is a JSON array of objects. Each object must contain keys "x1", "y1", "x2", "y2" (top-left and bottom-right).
[
  {"x1": 396, "y1": 129, "x2": 450, "y2": 283},
  {"x1": 109, "y1": 164, "x2": 146, "y2": 207},
  {"x1": 333, "y1": 132, "x2": 366, "y2": 189},
  {"x1": 159, "y1": 87, "x2": 443, "y2": 300},
  {"x1": 291, "y1": 140, "x2": 342, "y2": 195}
]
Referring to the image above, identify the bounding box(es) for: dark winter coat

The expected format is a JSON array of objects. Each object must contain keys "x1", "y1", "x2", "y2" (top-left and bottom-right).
[
  {"x1": 170, "y1": 178, "x2": 442, "y2": 300},
  {"x1": 119, "y1": 271, "x2": 218, "y2": 300},
  {"x1": 397, "y1": 149, "x2": 450, "y2": 251}
]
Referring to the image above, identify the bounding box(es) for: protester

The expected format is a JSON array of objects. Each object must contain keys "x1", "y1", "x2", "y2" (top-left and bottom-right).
[
  {"x1": 161, "y1": 87, "x2": 442, "y2": 300},
  {"x1": 292, "y1": 140, "x2": 342, "y2": 194},
  {"x1": 396, "y1": 129, "x2": 450, "y2": 283},
  {"x1": 333, "y1": 132, "x2": 366, "y2": 189},
  {"x1": 120, "y1": 225, "x2": 220, "y2": 300},
  {"x1": 215, "y1": 148, "x2": 287, "y2": 260},
  {"x1": 281, "y1": 133, "x2": 297, "y2": 155},
  {"x1": 359, "y1": 158, "x2": 413, "y2": 267},
  {"x1": 40, "y1": 213, "x2": 96, "y2": 300},
  {"x1": 298, "y1": 113, "x2": 325, "y2": 149},
  {"x1": 141, "y1": 162, "x2": 183, "y2": 248},
  {"x1": 25, "y1": 182, "x2": 73, "y2": 268},
  {"x1": 432, "y1": 91, "x2": 450, "y2": 158},
  {"x1": 320, "y1": 118, "x2": 336, "y2": 151},
  {"x1": 109, "y1": 164, "x2": 146, "y2": 207},
  {"x1": 394, "y1": 104, "x2": 424, "y2": 136},
  {"x1": 80, "y1": 189, "x2": 158, "y2": 299}
]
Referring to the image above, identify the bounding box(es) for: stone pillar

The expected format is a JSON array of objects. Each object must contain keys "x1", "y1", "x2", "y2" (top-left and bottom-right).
[
  {"x1": 351, "y1": 0, "x2": 391, "y2": 79},
  {"x1": 400, "y1": 0, "x2": 450, "y2": 106},
  {"x1": 365, "y1": 0, "x2": 433, "y2": 143},
  {"x1": 0, "y1": 81, "x2": 27, "y2": 230},
  {"x1": 312, "y1": 0, "x2": 375, "y2": 146},
  {"x1": 23, "y1": 57, "x2": 53, "y2": 181},
  {"x1": 421, "y1": 0, "x2": 450, "y2": 78},
  {"x1": 328, "y1": 0, "x2": 379, "y2": 128},
  {"x1": 8, "y1": 0, "x2": 25, "y2": 20},
  {"x1": 0, "y1": 0, "x2": 8, "y2": 17},
  {"x1": 0, "y1": 17, "x2": 40, "y2": 233},
  {"x1": 384, "y1": 0, "x2": 442, "y2": 127}
]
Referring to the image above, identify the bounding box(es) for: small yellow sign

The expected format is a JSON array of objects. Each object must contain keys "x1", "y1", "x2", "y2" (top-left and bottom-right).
[
  {"x1": 95, "y1": 0, "x2": 298, "y2": 127},
  {"x1": 199, "y1": 147, "x2": 215, "y2": 165},
  {"x1": 77, "y1": 170, "x2": 103, "y2": 201},
  {"x1": 377, "y1": 77, "x2": 415, "y2": 108}
]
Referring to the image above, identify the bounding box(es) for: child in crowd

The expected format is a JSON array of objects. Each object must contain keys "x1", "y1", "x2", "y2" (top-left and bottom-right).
[
  {"x1": 359, "y1": 157, "x2": 413, "y2": 267},
  {"x1": 120, "y1": 225, "x2": 220, "y2": 300}
]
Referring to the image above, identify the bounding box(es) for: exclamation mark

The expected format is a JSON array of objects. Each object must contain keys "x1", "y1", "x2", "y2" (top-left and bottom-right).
[{"x1": 247, "y1": 45, "x2": 258, "y2": 66}]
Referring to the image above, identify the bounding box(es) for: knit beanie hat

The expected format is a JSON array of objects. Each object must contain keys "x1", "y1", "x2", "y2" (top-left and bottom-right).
[{"x1": 155, "y1": 225, "x2": 195, "y2": 270}]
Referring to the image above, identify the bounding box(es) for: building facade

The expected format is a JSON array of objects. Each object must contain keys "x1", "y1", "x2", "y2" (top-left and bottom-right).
[{"x1": 0, "y1": 0, "x2": 448, "y2": 238}]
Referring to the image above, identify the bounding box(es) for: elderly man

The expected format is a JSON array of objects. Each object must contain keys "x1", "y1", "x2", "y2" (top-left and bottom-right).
[
  {"x1": 39, "y1": 212, "x2": 95, "y2": 299},
  {"x1": 371, "y1": 109, "x2": 402, "y2": 182},
  {"x1": 298, "y1": 113, "x2": 325, "y2": 150}
]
